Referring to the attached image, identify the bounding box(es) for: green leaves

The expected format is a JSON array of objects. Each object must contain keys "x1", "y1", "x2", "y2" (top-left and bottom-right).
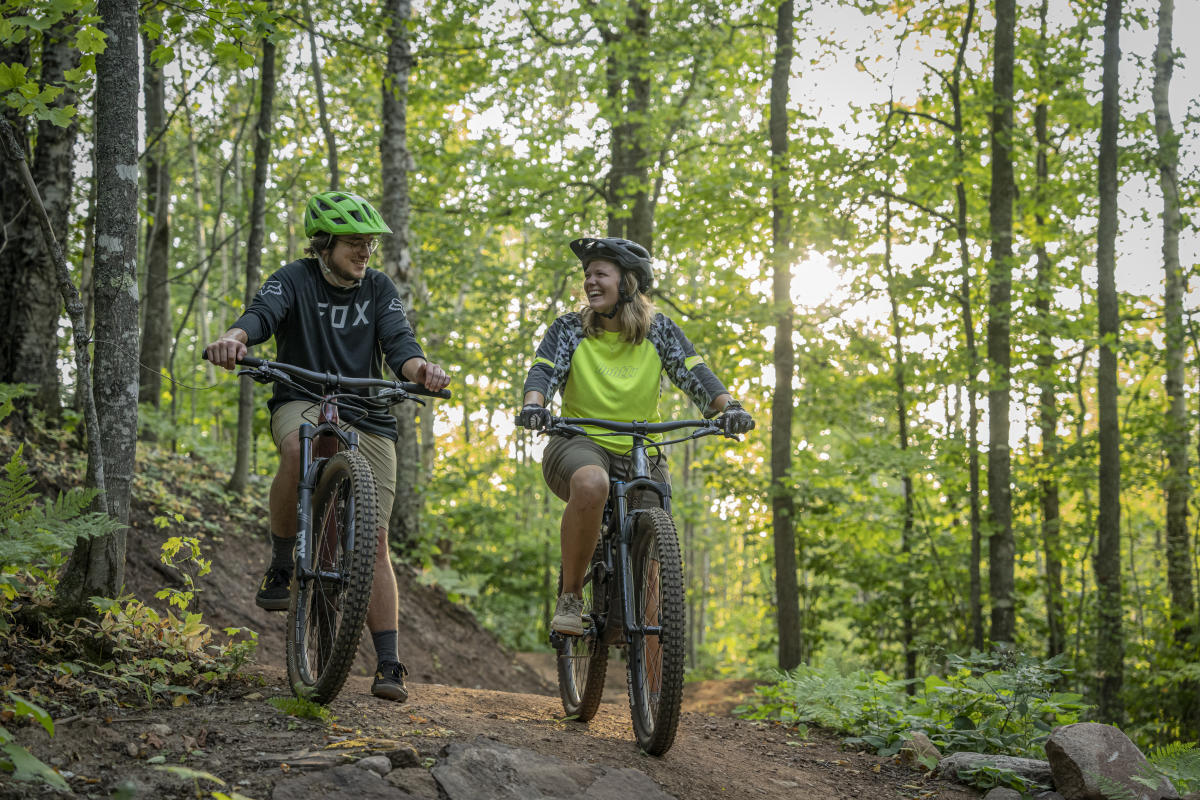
[
  {"x1": 0, "y1": 693, "x2": 68, "y2": 791},
  {"x1": 214, "y1": 41, "x2": 255, "y2": 70}
]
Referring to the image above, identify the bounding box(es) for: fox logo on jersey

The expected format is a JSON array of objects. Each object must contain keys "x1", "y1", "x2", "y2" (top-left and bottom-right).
[{"x1": 260, "y1": 281, "x2": 283, "y2": 296}]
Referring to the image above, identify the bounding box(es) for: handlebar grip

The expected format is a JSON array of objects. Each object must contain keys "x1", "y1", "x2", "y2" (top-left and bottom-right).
[
  {"x1": 202, "y1": 349, "x2": 262, "y2": 368},
  {"x1": 400, "y1": 382, "x2": 452, "y2": 400}
]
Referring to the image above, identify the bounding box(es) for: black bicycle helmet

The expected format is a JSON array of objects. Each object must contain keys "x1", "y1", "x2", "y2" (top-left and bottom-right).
[{"x1": 569, "y1": 237, "x2": 654, "y2": 293}]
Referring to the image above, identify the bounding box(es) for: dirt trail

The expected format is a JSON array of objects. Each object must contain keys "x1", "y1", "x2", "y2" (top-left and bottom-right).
[
  {"x1": 4, "y1": 659, "x2": 980, "y2": 800},
  {"x1": 2, "y1": 435, "x2": 980, "y2": 799}
]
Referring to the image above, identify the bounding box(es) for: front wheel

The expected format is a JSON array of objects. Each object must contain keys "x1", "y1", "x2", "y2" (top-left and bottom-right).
[
  {"x1": 626, "y1": 507, "x2": 686, "y2": 756},
  {"x1": 285, "y1": 450, "x2": 378, "y2": 704},
  {"x1": 555, "y1": 571, "x2": 609, "y2": 721}
]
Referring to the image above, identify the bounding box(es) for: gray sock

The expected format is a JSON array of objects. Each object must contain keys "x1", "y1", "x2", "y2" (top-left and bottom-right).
[{"x1": 372, "y1": 630, "x2": 399, "y2": 667}]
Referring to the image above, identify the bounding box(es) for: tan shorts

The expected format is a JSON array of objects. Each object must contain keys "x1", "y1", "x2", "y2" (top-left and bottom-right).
[
  {"x1": 271, "y1": 400, "x2": 397, "y2": 520},
  {"x1": 542, "y1": 434, "x2": 670, "y2": 509}
]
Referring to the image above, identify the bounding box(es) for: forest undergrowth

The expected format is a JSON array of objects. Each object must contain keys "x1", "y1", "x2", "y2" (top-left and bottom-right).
[
  {"x1": 0, "y1": 391, "x2": 263, "y2": 792},
  {"x1": 736, "y1": 653, "x2": 1200, "y2": 796}
]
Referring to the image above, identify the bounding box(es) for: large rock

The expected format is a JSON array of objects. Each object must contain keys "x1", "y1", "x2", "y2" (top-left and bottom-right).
[
  {"x1": 431, "y1": 736, "x2": 675, "y2": 800},
  {"x1": 272, "y1": 764, "x2": 417, "y2": 800},
  {"x1": 936, "y1": 751, "x2": 1054, "y2": 787},
  {"x1": 899, "y1": 731, "x2": 942, "y2": 769},
  {"x1": 983, "y1": 789, "x2": 1023, "y2": 800},
  {"x1": 1045, "y1": 722, "x2": 1178, "y2": 800}
]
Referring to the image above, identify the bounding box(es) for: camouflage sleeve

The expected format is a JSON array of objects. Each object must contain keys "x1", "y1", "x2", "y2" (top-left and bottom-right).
[
  {"x1": 655, "y1": 315, "x2": 728, "y2": 417},
  {"x1": 522, "y1": 316, "x2": 567, "y2": 401}
]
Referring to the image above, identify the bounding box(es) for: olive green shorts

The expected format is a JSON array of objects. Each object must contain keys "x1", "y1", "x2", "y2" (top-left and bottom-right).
[
  {"x1": 541, "y1": 434, "x2": 670, "y2": 509},
  {"x1": 270, "y1": 400, "x2": 397, "y2": 520}
]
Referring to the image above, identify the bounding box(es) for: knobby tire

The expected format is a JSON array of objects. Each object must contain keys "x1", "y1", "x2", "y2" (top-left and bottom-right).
[
  {"x1": 285, "y1": 450, "x2": 378, "y2": 705},
  {"x1": 627, "y1": 507, "x2": 686, "y2": 755},
  {"x1": 556, "y1": 571, "x2": 609, "y2": 721}
]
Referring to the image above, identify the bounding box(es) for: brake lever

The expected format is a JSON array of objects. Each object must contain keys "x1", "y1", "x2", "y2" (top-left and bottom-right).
[
  {"x1": 236, "y1": 365, "x2": 277, "y2": 385},
  {"x1": 548, "y1": 424, "x2": 586, "y2": 438},
  {"x1": 376, "y1": 387, "x2": 426, "y2": 407}
]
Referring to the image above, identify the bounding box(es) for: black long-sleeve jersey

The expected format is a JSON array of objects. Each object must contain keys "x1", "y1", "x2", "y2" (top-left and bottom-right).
[{"x1": 232, "y1": 258, "x2": 425, "y2": 440}]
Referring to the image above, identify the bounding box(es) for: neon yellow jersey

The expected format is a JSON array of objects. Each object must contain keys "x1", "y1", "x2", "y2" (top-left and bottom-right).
[{"x1": 561, "y1": 331, "x2": 663, "y2": 453}]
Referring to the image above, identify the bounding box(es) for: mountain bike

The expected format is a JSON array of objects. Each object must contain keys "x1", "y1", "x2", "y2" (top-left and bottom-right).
[
  {"x1": 543, "y1": 415, "x2": 743, "y2": 756},
  {"x1": 222, "y1": 355, "x2": 449, "y2": 704}
]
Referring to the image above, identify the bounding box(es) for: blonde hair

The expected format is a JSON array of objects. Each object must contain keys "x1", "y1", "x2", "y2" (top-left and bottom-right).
[{"x1": 581, "y1": 270, "x2": 655, "y2": 344}]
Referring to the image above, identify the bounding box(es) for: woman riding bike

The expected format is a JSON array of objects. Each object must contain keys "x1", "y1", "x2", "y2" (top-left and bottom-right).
[
  {"x1": 517, "y1": 236, "x2": 753, "y2": 636},
  {"x1": 204, "y1": 190, "x2": 449, "y2": 703}
]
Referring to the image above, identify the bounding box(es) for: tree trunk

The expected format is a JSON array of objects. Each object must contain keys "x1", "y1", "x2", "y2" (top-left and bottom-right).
[
  {"x1": 55, "y1": 0, "x2": 140, "y2": 616},
  {"x1": 0, "y1": 20, "x2": 79, "y2": 419},
  {"x1": 181, "y1": 74, "x2": 215, "y2": 387},
  {"x1": 1034, "y1": 0, "x2": 1065, "y2": 660},
  {"x1": 602, "y1": 0, "x2": 653, "y2": 250},
  {"x1": 302, "y1": 0, "x2": 338, "y2": 190},
  {"x1": 768, "y1": 0, "x2": 801, "y2": 672},
  {"x1": 883, "y1": 204, "x2": 916, "y2": 690},
  {"x1": 381, "y1": 0, "x2": 421, "y2": 551},
  {"x1": 948, "y1": 0, "x2": 983, "y2": 652},
  {"x1": 987, "y1": 0, "x2": 1016, "y2": 647},
  {"x1": 1154, "y1": 0, "x2": 1193, "y2": 646},
  {"x1": 1094, "y1": 0, "x2": 1125, "y2": 725},
  {"x1": 228, "y1": 40, "x2": 277, "y2": 494},
  {"x1": 138, "y1": 26, "x2": 170, "y2": 411}
]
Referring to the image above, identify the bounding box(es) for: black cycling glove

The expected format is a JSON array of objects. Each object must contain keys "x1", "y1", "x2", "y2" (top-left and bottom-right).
[
  {"x1": 719, "y1": 400, "x2": 754, "y2": 435},
  {"x1": 518, "y1": 403, "x2": 552, "y2": 431}
]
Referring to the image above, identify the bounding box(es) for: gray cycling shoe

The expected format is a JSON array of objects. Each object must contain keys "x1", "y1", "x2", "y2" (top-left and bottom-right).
[{"x1": 551, "y1": 592, "x2": 584, "y2": 636}]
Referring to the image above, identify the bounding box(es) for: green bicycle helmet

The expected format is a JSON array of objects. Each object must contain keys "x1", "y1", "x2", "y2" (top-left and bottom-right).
[{"x1": 303, "y1": 191, "x2": 393, "y2": 237}]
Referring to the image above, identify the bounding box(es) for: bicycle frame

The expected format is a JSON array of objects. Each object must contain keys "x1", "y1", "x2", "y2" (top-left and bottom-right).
[
  {"x1": 294, "y1": 401, "x2": 360, "y2": 593},
  {"x1": 608, "y1": 441, "x2": 668, "y2": 648},
  {"x1": 552, "y1": 417, "x2": 723, "y2": 646},
  {"x1": 226, "y1": 353, "x2": 449, "y2": 599}
]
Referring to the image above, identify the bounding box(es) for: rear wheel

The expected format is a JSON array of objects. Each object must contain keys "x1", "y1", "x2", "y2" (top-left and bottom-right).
[
  {"x1": 285, "y1": 451, "x2": 377, "y2": 704},
  {"x1": 627, "y1": 507, "x2": 685, "y2": 755},
  {"x1": 555, "y1": 570, "x2": 609, "y2": 721}
]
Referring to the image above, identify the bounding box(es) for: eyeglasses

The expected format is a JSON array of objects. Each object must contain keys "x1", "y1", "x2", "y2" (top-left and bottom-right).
[{"x1": 340, "y1": 236, "x2": 379, "y2": 255}]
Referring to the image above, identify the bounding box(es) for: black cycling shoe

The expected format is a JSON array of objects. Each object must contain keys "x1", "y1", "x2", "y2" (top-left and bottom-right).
[
  {"x1": 255, "y1": 565, "x2": 291, "y2": 611},
  {"x1": 371, "y1": 661, "x2": 409, "y2": 702}
]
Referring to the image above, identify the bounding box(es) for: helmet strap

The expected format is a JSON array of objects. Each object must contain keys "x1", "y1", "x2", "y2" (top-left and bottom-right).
[
  {"x1": 597, "y1": 289, "x2": 632, "y2": 319},
  {"x1": 317, "y1": 250, "x2": 362, "y2": 289}
]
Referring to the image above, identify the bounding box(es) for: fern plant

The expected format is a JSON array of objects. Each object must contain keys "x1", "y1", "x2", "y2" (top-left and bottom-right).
[{"x1": 0, "y1": 444, "x2": 122, "y2": 571}]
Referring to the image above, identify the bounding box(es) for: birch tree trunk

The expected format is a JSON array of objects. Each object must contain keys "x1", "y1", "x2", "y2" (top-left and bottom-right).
[
  {"x1": 1095, "y1": 0, "x2": 1125, "y2": 724},
  {"x1": 55, "y1": 0, "x2": 140, "y2": 615}
]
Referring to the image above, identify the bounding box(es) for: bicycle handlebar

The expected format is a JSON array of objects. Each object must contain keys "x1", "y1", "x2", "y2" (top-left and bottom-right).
[
  {"x1": 552, "y1": 417, "x2": 718, "y2": 435},
  {"x1": 205, "y1": 352, "x2": 452, "y2": 399}
]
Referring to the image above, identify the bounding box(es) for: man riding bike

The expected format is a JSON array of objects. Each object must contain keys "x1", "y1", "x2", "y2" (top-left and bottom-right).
[
  {"x1": 517, "y1": 236, "x2": 754, "y2": 636},
  {"x1": 204, "y1": 190, "x2": 449, "y2": 703}
]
